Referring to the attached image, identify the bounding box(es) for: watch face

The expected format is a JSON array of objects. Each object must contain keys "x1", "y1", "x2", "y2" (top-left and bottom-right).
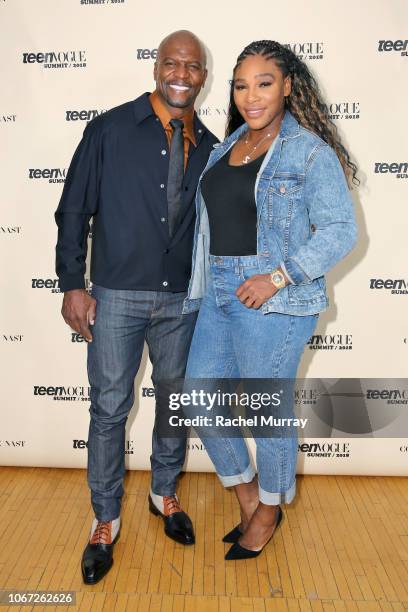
[{"x1": 272, "y1": 272, "x2": 284, "y2": 284}]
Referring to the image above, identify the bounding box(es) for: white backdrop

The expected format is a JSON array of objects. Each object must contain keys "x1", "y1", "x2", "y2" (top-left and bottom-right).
[{"x1": 1, "y1": 0, "x2": 407, "y2": 475}]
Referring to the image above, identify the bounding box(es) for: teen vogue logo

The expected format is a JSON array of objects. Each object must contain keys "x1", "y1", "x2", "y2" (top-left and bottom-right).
[
  {"x1": 369, "y1": 278, "x2": 408, "y2": 295},
  {"x1": 66, "y1": 109, "x2": 107, "y2": 123},
  {"x1": 31, "y1": 278, "x2": 91, "y2": 294},
  {"x1": 294, "y1": 388, "x2": 319, "y2": 405},
  {"x1": 34, "y1": 386, "x2": 91, "y2": 401},
  {"x1": 283, "y1": 42, "x2": 324, "y2": 61},
  {"x1": 298, "y1": 441, "x2": 350, "y2": 458},
  {"x1": 73, "y1": 439, "x2": 135, "y2": 453},
  {"x1": 326, "y1": 102, "x2": 360, "y2": 120},
  {"x1": 307, "y1": 334, "x2": 352, "y2": 350},
  {"x1": 71, "y1": 333, "x2": 88, "y2": 343},
  {"x1": 22, "y1": 50, "x2": 87, "y2": 69},
  {"x1": 378, "y1": 39, "x2": 408, "y2": 56},
  {"x1": 366, "y1": 389, "x2": 408, "y2": 405},
  {"x1": 374, "y1": 162, "x2": 408, "y2": 179},
  {"x1": 136, "y1": 48, "x2": 157, "y2": 60},
  {"x1": 28, "y1": 168, "x2": 67, "y2": 183},
  {"x1": 80, "y1": 0, "x2": 125, "y2": 4}
]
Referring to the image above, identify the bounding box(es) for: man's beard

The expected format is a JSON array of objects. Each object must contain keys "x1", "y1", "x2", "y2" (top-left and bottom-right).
[{"x1": 161, "y1": 86, "x2": 196, "y2": 109}]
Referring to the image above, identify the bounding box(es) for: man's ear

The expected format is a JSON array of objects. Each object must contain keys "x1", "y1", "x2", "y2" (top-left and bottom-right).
[{"x1": 202, "y1": 68, "x2": 208, "y2": 88}]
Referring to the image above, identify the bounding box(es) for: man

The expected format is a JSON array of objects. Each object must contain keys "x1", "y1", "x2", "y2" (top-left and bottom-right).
[{"x1": 55, "y1": 30, "x2": 217, "y2": 585}]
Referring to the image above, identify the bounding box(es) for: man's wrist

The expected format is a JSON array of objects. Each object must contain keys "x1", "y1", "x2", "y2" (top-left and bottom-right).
[{"x1": 58, "y1": 274, "x2": 86, "y2": 293}]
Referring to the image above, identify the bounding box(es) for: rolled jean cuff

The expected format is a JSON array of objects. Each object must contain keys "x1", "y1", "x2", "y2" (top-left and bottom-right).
[
  {"x1": 217, "y1": 462, "x2": 256, "y2": 488},
  {"x1": 151, "y1": 487, "x2": 177, "y2": 496},
  {"x1": 258, "y1": 478, "x2": 296, "y2": 505},
  {"x1": 96, "y1": 513, "x2": 120, "y2": 522}
]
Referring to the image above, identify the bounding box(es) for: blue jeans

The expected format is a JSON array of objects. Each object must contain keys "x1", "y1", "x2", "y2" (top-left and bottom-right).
[
  {"x1": 185, "y1": 255, "x2": 318, "y2": 505},
  {"x1": 87, "y1": 285, "x2": 197, "y2": 521}
]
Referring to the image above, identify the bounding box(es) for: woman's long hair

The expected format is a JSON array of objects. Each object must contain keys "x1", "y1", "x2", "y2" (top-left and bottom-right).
[{"x1": 227, "y1": 40, "x2": 359, "y2": 185}]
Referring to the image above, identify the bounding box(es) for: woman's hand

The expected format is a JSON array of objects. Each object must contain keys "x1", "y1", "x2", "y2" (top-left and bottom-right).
[{"x1": 236, "y1": 270, "x2": 289, "y2": 309}]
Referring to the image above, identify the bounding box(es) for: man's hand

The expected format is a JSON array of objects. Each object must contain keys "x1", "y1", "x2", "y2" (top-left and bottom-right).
[
  {"x1": 236, "y1": 270, "x2": 289, "y2": 309},
  {"x1": 61, "y1": 289, "x2": 97, "y2": 342}
]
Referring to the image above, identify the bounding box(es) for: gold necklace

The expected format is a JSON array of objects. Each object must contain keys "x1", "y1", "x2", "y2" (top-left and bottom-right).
[{"x1": 241, "y1": 131, "x2": 274, "y2": 164}]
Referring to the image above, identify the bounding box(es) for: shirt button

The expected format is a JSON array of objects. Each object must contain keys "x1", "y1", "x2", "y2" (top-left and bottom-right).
[
  {"x1": 279, "y1": 185, "x2": 286, "y2": 194},
  {"x1": 162, "y1": 281, "x2": 168, "y2": 287},
  {"x1": 160, "y1": 183, "x2": 165, "y2": 189},
  {"x1": 163, "y1": 248, "x2": 169, "y2": 254},
  {"x1": 155, "y1": 117, "x2": 160, "y2": 121},
  {"x1": 198, "y1": 128, "x2": 202, "y2": 133},
  {"x1": 161, "y1": 150, "x2": 167, "y2": 156},
  {"x1": 160, "y1": 217, "x2": 166, "y2": 223}
]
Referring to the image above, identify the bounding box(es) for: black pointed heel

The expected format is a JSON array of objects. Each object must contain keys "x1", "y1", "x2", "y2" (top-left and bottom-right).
[
  {"x1": 225, "y1": 505, "x2": 283, "y2": 560},
  {"x1": 222, "y1": 524, "x2": 243, "y2": 543}
]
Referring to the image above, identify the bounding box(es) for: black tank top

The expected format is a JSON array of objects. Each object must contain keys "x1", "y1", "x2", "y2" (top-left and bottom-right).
[{"x1": 201, "y1": 150, "x2": 266, "y2": 256}]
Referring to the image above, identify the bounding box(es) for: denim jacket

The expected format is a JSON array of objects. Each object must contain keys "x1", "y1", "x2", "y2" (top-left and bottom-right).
[{"x1": 182, "y1": 110, "x2": 357, "y2": 316}]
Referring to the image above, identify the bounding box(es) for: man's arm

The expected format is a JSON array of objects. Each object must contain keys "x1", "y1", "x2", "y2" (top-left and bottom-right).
[
  {"x1": 55, "y1": 121, "x2": 101, "y2": 290},
  {"x1": 55, "y1": 120, "x2": 101, "y2": 341}
]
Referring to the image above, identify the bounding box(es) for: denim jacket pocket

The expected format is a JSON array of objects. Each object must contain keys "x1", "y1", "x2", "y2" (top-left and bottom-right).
[
  {"x1": 287, "y1": 277, "x2": 326, "y2": 305},
  {"x1": 267, "y1": 176, "x2": 303, "y2": 229},
  {"x1": 240, "y1": 265, "x2": 261, "y2": 282}
]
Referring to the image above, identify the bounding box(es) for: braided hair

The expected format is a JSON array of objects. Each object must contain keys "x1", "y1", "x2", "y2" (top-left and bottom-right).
[{"x1": 227, "y1": 40, "x2": 359, "y2": 186}]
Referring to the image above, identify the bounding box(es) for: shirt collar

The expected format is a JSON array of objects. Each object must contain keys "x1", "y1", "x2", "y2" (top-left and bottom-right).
[
  {"x1": 132, "y1": 92, "x2": 156, "y2": 125},
  {"x1": 149, "y1": 90, "x2": 196, "y2": 146}
]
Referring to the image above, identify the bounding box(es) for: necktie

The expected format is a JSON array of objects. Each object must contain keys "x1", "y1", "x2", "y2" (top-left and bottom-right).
[{"x1": 167, "y1": 118, "x2": 184, "y2": 237}]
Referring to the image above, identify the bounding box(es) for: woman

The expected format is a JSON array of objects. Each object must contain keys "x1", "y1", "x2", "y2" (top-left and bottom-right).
[{"x1": 182, "y1": 40, "x2": 358, "y2": 560}]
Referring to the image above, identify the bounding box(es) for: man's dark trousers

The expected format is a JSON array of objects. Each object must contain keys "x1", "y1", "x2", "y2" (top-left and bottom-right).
[{"x1": 87, "y1": 284, "x2": 197, "y2": 521}]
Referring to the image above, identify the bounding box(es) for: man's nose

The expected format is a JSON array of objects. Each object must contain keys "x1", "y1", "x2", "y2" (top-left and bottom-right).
[{"x1": 173, "y1": 62, "x2": 189, "y2": 80}]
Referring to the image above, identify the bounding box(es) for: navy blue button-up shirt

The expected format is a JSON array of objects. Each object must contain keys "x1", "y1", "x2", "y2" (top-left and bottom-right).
[{"x1": 55, "y1": 92, "x2": 218, "y2": 292}]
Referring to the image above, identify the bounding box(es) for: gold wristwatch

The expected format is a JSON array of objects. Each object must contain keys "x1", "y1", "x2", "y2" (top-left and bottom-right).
[{"x1": 269, "y1": 269, "x2": 286, "y2": 289}]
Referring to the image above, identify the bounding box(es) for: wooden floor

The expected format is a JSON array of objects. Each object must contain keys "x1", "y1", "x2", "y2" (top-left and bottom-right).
[{"x1": 0, "y1": 468, "x2": 407, "y2": 611}]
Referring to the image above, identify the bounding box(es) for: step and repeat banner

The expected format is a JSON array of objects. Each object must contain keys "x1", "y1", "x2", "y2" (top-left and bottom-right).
[{"x1": 0, "y1": 0, "x2": 407, "y2": 475}]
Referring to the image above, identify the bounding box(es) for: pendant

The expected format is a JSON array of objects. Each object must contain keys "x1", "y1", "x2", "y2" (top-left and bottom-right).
[{"x1": 242, "y1": 155, "x2": 251, "y2": 164}]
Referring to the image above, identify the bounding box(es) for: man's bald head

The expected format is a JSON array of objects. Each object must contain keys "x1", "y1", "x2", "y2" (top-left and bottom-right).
[
  {"x1": 157, "y1": 30, "x2": 207, "y2": 68},
  {"x1": 153, "y1": 30, "x2": 208, "y2": 115}
]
